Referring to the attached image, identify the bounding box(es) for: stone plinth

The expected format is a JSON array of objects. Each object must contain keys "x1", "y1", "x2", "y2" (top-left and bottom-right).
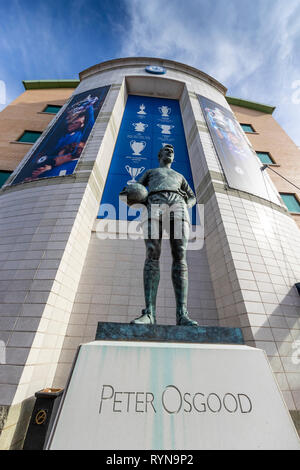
[
  {"x1": 95, "y1": 321, "x2": 244, "y2": 344},
  {"x1": 46, "y1": 323, "x2": 300, "y2": 450}
]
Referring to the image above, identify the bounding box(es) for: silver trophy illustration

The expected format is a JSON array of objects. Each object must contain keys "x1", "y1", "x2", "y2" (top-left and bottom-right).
[
  {"x1": 137, "y1": 104, "x2": 146, "y2": 115},
  {"x1": 132, "y1": 122, "x2": 148, "y2": 132},
  {"x1": 159, "y1": 105, "x2": 171, "y2": 117},
  {"x1": 157, "y1": 124, "x2": 174, "y2": 135},
  {"x1": 130, "y1": 140, "x2": 146, "y2": 155},
  {"x1": 125, "y1": 166, "x2": 145, "y2": 184}
]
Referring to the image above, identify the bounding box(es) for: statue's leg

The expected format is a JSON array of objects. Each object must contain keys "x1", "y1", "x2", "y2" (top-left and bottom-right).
[
  {"x1": 142, "y1": 237, "x2": 162, "y2": 320},
  {"x1": 131, "y1": 219, "x2": 162, "y2": 325},
  {"x1": 170, "y1": 220, "x2": 198, "y2": 326}
]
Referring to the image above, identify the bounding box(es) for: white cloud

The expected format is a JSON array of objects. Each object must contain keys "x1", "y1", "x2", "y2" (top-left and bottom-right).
[
  {"x1": 121, "y1": 1, "x2": 199, "y2": 61},
  {"x1": 120, "y1": 0, "x2": 300, "y2": 144},
  {"x1": 268, "y1": 0, "x2": 300, "y2": 61},
  {"x1": 120, "y1": 0, "x2": 264, "y2": 85},
  {"x1": 0, "y1": 0, "x2": 299, "y2": 143}
]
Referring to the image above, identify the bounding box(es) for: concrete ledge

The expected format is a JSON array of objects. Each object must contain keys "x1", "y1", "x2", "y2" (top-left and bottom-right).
[{"x1": 95, "y1": 321, "x2": 244, "y2": 345}]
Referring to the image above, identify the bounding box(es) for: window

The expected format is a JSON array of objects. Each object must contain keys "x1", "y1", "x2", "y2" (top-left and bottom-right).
[
  {"x1": 256, "y1": 151, "x2": 275, "y2": 164},
  {"x1": 240, "y1": 124, "x2": 256, "y2": 133},
  {"x1": 17, "y1": 131, "x2": 42, "y2": 143},
  {"x1": 43, "y1": 104, "x2": 62, "y2": 114},
  {"x1": 0, "y1": 171, "x2": 12, "y2": 187},
  {"x1": 280, "y1": 193, "x2": 300, "y2": 213}
]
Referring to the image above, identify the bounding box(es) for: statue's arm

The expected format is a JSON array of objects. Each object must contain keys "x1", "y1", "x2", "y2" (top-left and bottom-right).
[
  {"x1": 181, "y1": 177, "x2": 196, "y2": 208},
  {"x1": 119, "y1": 170, "x2": 149, "y2": 199},
  {"x1": 137, "y1": 170, "x2": 149, "y2": 187}
]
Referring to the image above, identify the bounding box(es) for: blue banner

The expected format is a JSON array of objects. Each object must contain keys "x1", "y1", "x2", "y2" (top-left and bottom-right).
[
  {"x1": 11, "y1": 86, "x2": 110, "y2": 185},
  {"x1": 98, "y1": 95, "x2": 197, "y2": 223},
  {"x1": 198, "y1": 95, "x2": 278, "y2": 203}
]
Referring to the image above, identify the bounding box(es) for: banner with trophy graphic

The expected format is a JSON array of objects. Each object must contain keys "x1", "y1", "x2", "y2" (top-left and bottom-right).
[
  {"x1": 198, "y1": 95, "x2": 279, "y2": 204},
  {"x1": 11, "y1": 85, "x2": 110, "y2": 185},
  {"x1": 99, "y1": 95, "x2": 196, "y2": 222}
]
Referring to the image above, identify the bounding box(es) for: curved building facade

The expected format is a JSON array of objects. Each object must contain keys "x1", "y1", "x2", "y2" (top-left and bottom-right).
[{"x1": 0, "y1": 58, "x2": 300, "y2": 448}]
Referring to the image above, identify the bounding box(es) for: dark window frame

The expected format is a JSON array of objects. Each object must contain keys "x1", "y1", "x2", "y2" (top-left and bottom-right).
[
  {"x1": 240, "y1": 123, "x2": 256, "y2": 133},
  {"x1": 280, "y1": 193, "x2": 300, "y2": 213},
  {"x1": 256, "y1": 151, "x2": 276, "y2": 165},
  {"x1": 0, "y1": 170, "x2": 12, "y2": 188},
  {"x1": 17, "y1": 130, "x2": 43, "y2": 144},
  {"x1": 42, "y1": 104, "x2": 62, "y2": 114}
]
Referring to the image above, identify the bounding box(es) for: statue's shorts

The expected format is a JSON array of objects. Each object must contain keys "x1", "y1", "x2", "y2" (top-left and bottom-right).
[{"x1": 141, "y1": 191, "x2": 190, "y2": 240}]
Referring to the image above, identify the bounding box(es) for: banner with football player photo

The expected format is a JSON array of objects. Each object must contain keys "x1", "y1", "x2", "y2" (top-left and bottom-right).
[
  {"x1": 198, "y1": 95, "x2": 279, "y2": 204},
  {"x1": 11, "y1": 85, "x2": 110, "y2": 185}
]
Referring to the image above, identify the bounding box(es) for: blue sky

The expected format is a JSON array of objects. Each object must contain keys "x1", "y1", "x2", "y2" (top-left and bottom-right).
[{"x1": 0, "y1": 0, "x2": 299, "y2": 144}]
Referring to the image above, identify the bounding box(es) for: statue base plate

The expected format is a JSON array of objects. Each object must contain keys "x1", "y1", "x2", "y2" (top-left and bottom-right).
[{"x1": 95, "y1": 321, "x2": 244, "y2": 345}]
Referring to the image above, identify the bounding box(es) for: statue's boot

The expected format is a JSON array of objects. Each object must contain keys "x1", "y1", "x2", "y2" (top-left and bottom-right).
[
  {"x1": 172, "y1": 261, "x2": 198, "y2": 327},
  {"x1": 176, "y1": 310, "x2": 198, "y2": 326},
  {"x1": 131, "y1": 308, "x2": 156, "y2": 325},
  {"x1": 131, "y1": 259, "x2": 160, "y2": 325}
]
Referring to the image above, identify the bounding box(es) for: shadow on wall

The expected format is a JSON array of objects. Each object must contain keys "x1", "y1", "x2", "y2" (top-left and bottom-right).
[
  {"x1": 0, "y1": 396, "x2": 35, "y2": 450},
  {"x1": 11, "y1": 397, "x2": 35, "y2": 450}
]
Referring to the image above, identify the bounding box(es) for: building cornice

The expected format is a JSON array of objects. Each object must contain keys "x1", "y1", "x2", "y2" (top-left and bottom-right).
[
  {"x1": 226, "y1": 96, "x2": 276, "y2": 114},
  {"x1": 79, "y1": 57, "x2": 228, "y2": 95},
  {"x1": 21, "y1": 75, "x2": 275, "y2": 116},
  {"x1": 23, "y1": 79, "x2": 80, "y2": 90}
]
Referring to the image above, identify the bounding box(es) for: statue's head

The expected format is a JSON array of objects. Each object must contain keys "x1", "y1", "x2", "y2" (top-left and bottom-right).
[{"x1": 158, "y1": 144, "x2": 174, "y2": 165}]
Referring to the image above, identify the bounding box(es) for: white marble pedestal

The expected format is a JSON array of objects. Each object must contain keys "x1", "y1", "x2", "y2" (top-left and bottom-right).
[{"x1": 46, "y1": 341, "x2": 300, "y2": 450}]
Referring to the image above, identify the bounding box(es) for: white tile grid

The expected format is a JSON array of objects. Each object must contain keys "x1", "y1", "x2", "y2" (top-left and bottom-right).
[
  {"x1": 189, "y1": 139, "x2": 210, "y2": 183},
  {"x1": 203, "y1": 195, "x2": 241, "y2": 328},
  {"x1": 181, "y1": 88, "x2": 213, "y2": 184},
  {"x1": 191, "y1": 79, "x2": 226, "y2": 108},
  {"x1": 212, "y1": 192, "x2": 300, "y2": 409},
  {"x1": 13, "y1": 200, "x2": 96, "y2": 397},
  {"x1": 184, "y1": 87, "x2": 225, "y2": 174},
  {"x1": 75, "y1": 69, "x2": 124, "y2": 96}
]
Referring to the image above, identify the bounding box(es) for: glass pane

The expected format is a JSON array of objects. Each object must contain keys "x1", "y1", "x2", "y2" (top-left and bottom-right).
[
  {"x1": 44, "y1": 105, "x2": 62, "y2": 114},
  {"x1": 281, "y1": 194, "x2": 300, "y2": 213},
  {"x1": 256, "y1": 152, "x2": 273, "y2": 164},
  {"x1": 18, "y1": 131, "x2": 42, "y2": 143},
  {"x1": 0, "y1": 171, "x2": 12, "y2": 187},
  {"x1": 241, "y1": 124, "x2": 255, "y2": 133}
]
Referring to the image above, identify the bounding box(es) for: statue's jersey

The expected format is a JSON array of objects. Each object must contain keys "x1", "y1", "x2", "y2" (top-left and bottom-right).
[{"x1": 138, "y1": 167, "x2": 196, "y2": 208}]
